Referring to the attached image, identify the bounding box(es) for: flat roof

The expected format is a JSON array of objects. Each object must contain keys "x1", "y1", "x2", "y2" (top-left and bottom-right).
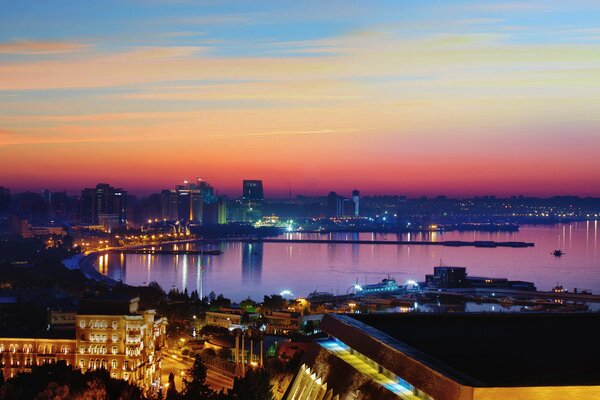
[{"x1": 335, "y1": 313, "x2": 600, "y2": 387}]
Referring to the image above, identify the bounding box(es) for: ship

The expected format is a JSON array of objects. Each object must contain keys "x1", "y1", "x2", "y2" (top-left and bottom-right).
[
  {"x1": 355, "y1": 275, "x2": 399, "y2": 295},
  {"x1": 553, "y1": 249, "x2": 565, "y2": 257}
]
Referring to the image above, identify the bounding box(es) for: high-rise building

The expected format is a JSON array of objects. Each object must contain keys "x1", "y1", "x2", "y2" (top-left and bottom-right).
[
  {"x1": 0, "y1": 186, "x2": 11, "y2": 214},
  {"x1": 203, "y1": 199, "x2": 227, "y2": 225},
  {"x1": 242, "y1": 180, "x2": 264, "y2": 203},
  {"x1": 326, "y1": 192, "x2": 342, "y2": 218},
  {"x1": 352, "y1": 189, "x2": 360, "y2": 216},
  {"x1": 80, "y1": 183, "x2": 127, "y2": 229},
  {"x1": 159, "y1": 179, "x2": 216, "y2": 223}
]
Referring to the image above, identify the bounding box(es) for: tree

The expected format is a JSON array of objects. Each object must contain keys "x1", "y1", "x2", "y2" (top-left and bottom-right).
[
  {"x1": 228, "y1": 368, "x2": 273, "y2": 400},
  {"x1": 181, "y1": 356, "x2": 213, "y2": 400},
  {"x1": 240, "y1": 298, "x2": 257, "y2": 312},
  {"x1": 262, "y1": 295, "x2": 286, "y2": 311},
  {"x1": 165, "y1": 373, "x2": 178, "y2": 400}
]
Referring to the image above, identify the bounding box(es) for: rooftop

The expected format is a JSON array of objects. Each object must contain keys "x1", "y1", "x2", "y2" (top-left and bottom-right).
[{"x1": 331, "y1": 313, "x2": 600, "y2": 387}]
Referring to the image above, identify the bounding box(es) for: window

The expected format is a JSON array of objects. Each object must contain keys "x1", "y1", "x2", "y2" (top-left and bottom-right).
[
  {"x1": 80, "y1": 320, "x2": 86, "y2": 328},
  {"x1": 111, "y1": 359, "x2": 117, "y2": 369},
  {"x1": 101, "y1": 346, "x2": 106, "y2": 354},
  {"x1": 112, "y1": 321, "x2": 118, "y2": 329},
  {"x1": 79, "y1": 359, "x2": 85, "y2": 368},
  {"x1": 124, "y1": 361, "x2": 129, "y2": 370},
  {"x1": 111, "y1": 346, "x2": 117, "y2": 355},
  {"x1": 80, "y1": 347, "x2": 85, "y2": 354},
  {"x1": 112, "y1": 334, "x2": 117, "y2": 342}
]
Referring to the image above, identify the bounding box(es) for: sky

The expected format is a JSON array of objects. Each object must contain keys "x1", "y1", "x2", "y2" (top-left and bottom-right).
[{"x1": 1, "y1": 0, "x2": 600, "y2": 197}]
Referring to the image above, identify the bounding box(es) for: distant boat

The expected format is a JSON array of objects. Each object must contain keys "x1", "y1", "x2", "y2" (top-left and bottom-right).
[{"x1": 553, "y1": 249, "x2": 565, "y2": 257}]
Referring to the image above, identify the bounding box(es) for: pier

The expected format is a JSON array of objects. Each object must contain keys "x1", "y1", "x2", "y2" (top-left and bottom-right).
[{"x1": 239, "y1": 238, "x2": 534, "y2": 248}]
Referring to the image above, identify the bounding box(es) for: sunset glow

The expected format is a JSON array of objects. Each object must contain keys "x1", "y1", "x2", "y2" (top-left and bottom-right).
[{"x1": 2, "y1": 1, "x2": 600, "y2": 196}]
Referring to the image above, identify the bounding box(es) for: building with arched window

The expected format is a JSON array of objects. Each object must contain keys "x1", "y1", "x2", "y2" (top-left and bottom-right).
[{"x1": 0, "y1": 296, "x2": 166, "y2": 394}]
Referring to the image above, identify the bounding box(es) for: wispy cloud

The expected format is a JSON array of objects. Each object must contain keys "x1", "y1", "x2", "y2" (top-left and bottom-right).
[{"x1": 0, "y1": 40, "x2": 89, "y2": 55}]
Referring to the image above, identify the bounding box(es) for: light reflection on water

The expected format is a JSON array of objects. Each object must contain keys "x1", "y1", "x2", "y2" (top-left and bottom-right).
[{"x1": 96, "y1": 222, "x2": 600, "y2": 302}]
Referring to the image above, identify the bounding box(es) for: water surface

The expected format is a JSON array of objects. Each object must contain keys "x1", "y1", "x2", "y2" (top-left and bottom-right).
[{"x1": 96, "y1": 222, "x2": 600, "y2": 302}]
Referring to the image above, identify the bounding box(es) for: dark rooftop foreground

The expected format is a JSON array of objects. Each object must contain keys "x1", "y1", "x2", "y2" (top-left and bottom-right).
[{"x1": 349, "y1": 312, "x2": 600, "y2": 387}]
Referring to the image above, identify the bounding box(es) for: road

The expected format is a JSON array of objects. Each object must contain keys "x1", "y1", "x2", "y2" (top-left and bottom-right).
[{"x1": 160, "y1": 349, "x2": 234, "y2": 394}]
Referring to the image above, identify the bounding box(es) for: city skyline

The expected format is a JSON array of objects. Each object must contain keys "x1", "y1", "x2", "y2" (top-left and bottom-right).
[{"x1": 2, "y1": 1, "x2": 600, "y2": 196}]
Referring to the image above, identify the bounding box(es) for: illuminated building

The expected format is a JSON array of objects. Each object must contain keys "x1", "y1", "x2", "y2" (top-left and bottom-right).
[
  {"x1": 0, "y1": 296, "x2": 167, "y2": 393},
  {"x1": 202, "y1": 199, "x2": 227, "y2": 224},
  {"x1": 286, "y1": 313, "x2": 600, "y2": 400},
  {"x1": 242, "y1": 180, "x2": 264, "y2": 203},
  {"x1": 80, "y1": 183, "x2": 127, "y2": 229},
  {"x1": 352, "y1": 189, "x2": 360, "y2": 217},
  {"x1": 205, "y1": 308, "x2": 259, "y2": 329},
  {"x1": 160, "y1": 179, "x2": 218, "y2": 223}
]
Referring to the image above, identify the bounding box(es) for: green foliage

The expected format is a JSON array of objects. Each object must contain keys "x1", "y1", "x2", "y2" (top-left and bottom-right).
[
  {"x1": 228, "y1": 368, "x2": 273, "y2": 400},
  {"x1": 180, "y1": 356, "x2": 213, "y2": 400},
  {"x1": 261, "y1": 295, "x2": 287, "y2": 311},
  {"x1": 199, "y1": 325, "x2": 229, "y2": 337},
  {"x1": 240, "y1": 298, "x2": 257, "y2": 312},
  {"x1": 0, "y1": 362, "x2": 145, "y2": 400}
]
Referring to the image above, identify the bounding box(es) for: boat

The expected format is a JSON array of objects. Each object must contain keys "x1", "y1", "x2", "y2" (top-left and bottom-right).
[
  {"x1": 355, "y1": 276, "x2": 399, "y2": 295},
  {"x1": 552, "y1": 284, "x2": 567, "y2": 293},
  {"x1": 553, "y1": 249, "x2": 564, "y2": 257}
]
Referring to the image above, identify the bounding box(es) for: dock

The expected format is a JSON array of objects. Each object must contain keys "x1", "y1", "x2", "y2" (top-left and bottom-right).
[{"x1": 239, "y1": 238, "x2": 534, "y2": 248}]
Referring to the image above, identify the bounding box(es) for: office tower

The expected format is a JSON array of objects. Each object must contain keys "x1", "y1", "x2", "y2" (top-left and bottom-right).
[
  {"x1": 352, "y1": 189, "x2": 360, "y2": 217},
  {"x1": 80, "y1": 183, "x2": 127, "y2": 229},
  {"x1": 50, "y1": 191, "x2": 70, "y2": 220},
  {"x1": 326, "y1": 191, "x2": 343, "y2": 218},
  {"x1": 160, "y1": 179, "x2": 214, "y2": 223},
  {"x1": 203, "y1": 199, "x2": 227, "y2": 225},
  {"x1": 242, "y1": 180, "x2": 264, "y2": 202}
]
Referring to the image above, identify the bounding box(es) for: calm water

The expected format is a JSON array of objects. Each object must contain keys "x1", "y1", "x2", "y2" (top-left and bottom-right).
[{"x1": 96, "y1": 222, "x2": 600, "y2": 302}]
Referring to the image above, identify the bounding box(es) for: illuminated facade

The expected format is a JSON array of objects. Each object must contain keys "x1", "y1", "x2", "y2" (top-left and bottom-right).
[{"x1": 0, "y1": 297, "x2": 167, "y2": 393}]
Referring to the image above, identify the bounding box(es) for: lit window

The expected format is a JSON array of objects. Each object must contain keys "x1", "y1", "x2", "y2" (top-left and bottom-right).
[{"x1": 80, "y1": 320, "x2": 86, "y2": 328}]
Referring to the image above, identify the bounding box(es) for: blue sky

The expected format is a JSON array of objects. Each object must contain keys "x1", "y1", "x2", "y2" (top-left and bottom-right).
[{"x1": 1, "y1": 1, "x2": 600, "y2": 195}]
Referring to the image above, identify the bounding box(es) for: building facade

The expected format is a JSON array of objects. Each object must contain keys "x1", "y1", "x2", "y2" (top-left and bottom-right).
[
  {"x1": 242, "y1": 180, "x2": 264, "y2": 203},
  {"x1": 80, "y1": 183, "x2": 127, "y2": 229},
  {"x1": 0, "y1": 297, "x2": 167, "y2": 394}
]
